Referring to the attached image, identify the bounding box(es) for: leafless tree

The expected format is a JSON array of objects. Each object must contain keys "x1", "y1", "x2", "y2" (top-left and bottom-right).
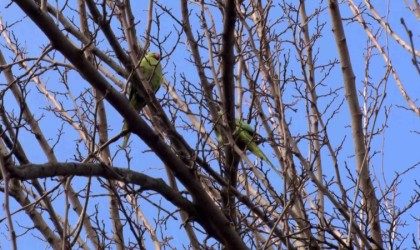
[{"x1": 0, "y1": 0, "x2": 419, "y2": 249}]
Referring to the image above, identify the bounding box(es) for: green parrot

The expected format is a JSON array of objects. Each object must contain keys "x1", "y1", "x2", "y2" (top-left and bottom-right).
[
  {"x1": 234, "y1": 120, "x2": 269, "y2": 161},
  {"x1": 122, "y1": 52, "x2": 163, "y2": 147},
  {"x1": 217, "y1": 119, "x2": 277, "y2": 170}
]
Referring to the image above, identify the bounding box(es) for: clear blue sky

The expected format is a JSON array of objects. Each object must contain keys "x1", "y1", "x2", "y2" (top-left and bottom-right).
[{"x1": 0, "y1": 1, "x2": 419, "y2": 248}]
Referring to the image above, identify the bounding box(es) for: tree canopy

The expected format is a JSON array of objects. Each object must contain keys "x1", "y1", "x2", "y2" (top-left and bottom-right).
[{"x1": 0, "y1": 0, "x2": 419, "y2": 249}]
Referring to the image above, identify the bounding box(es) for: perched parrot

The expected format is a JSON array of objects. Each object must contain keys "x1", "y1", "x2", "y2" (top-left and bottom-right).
[
  {"x1": 122, "y1": 52, "x2": 163, "y2": 147},
  {"x1": 216, "y1": 117, "x2": 282, "y2": 176},
  {"x1": 217, "y1": 119, "x2": 274, "y2": 167},
  {"x1": 234, "y1": 120, "x2": 273, "y2": 163}
]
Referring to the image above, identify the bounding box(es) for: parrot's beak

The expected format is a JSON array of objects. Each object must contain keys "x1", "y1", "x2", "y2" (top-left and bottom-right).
[{"x1": 153, "y1": 53, "x2": 161, "y2": 60}]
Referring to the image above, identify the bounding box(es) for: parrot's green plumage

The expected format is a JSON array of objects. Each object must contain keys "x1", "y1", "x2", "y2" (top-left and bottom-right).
[
  {"x1": 122, "y1": 52, "x2": 163, "y2": 147},
  {"x1": 234, "y1": 120, "x2": 270, "y2": 163},
  {"x1": 217, "y1": 119, "x2": 272, "y2": 165},
  {"x1": 236, "y1": 120, "x2": 282, "y2": 176}
]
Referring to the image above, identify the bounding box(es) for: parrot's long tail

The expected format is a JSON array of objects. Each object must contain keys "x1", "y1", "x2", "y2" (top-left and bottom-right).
[{"x1": 122, "y1": 122, "x2": 130, "y2": 148}]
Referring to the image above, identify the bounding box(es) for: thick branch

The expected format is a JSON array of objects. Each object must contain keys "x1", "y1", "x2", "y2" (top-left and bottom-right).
[
  {"x1": 8, "y1": 163, "x2": 196, "y2": 214},
  {"x1": 328, "y1": 1, "x2": 382, "y2": 249}
]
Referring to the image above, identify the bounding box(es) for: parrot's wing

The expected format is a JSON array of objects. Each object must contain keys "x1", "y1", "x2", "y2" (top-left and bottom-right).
[
  {"x1": 236, "y1": 119, "x2": 256, "y2": 136},
  {"x1": 151, "y1": 65, "x2": 162, "y2": 93},
  {"x1": 237, "y1": 130, "x2": 265, "y2": 160},
  {"x1": 216, "y1": 130, "x2": 223, "y2": 145},
  {"x1": 140, "y1": 54, "x2": 162, "y2": 93},
  {"x1": 140, "y1": 57, "x2": 155, "y2": 82},
  {"x1": 127, "y1": 82, "x2": 143, "y2": 112},
  {"x1": 237, "y1": 120, "x2": 266, "y2": 143},
  {"x1": 239, "y1": 130, "x2": 279, "y2": 174}
]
